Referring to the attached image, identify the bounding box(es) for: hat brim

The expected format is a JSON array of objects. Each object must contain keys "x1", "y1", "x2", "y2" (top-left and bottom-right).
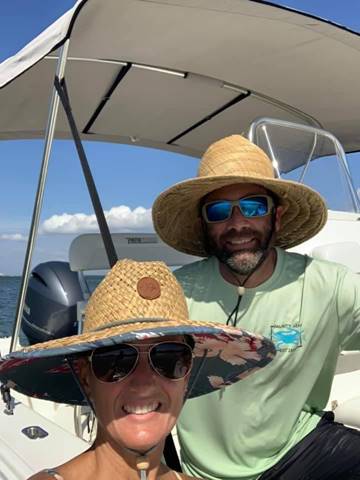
[
  {"x1": 152, "y1": 175, "x2": 327, "y2": 256},
  {"x1": 0, "y1": 320, "x2": 275, "y2": 405}
]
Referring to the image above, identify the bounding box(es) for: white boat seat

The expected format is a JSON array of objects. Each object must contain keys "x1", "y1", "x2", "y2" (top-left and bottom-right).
[
  {"x1": 311, "y1": 241, "x2": 360, "y2": 273},
  {"x1": 329, "y1": 353, "x2": 360, "y2": 430},
  {"x1": 333, "y1": 396, "x2": 360, "y2": 429},
  {"x1": 335, "y1": 351, "x2": 360, "y2": 375},
  {"x1": 69, "y1": 233, "x2": 199, "y2": 271}
]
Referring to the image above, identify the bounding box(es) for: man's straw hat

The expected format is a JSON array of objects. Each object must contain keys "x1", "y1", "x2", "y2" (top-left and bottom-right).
[
  {"x1": 152, "y1": 135, "x2": 327, "y2": 256},
  {"x1": 0, "y1": 259, "x2": 275, "y2": 405}
]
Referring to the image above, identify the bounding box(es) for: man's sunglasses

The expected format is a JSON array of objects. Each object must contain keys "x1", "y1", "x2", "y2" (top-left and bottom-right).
[
  {"x1": 89, "y1": 341, "x2": 193, "y2": 383},
  {"x1": 202, "y1": 195, "x2": 274, "y2": 223}
]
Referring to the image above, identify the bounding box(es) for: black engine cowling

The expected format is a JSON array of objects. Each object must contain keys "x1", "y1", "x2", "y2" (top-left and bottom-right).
[{"x1": 22, "y1": 261, "x2": 87, "y2": 345}]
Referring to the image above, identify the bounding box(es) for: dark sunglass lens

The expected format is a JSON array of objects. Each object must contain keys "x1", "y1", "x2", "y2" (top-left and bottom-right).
[
  {"x1": 92, "y1": 345, "x2": 138, "y2": 382},
  {"x1": 240, "y1": 196, "x2": 268, "y2": 217},
  {"x1": 150, "y1": 343, "x2": 192, "y2": 380},
  {"x1": 206, "y1": 201, "x2": 232, "y2": 222}
]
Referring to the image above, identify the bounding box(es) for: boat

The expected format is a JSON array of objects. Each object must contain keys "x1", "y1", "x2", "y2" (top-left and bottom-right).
[{"x1": 0, "y1": 0, "x2": 360, "y2": 477}]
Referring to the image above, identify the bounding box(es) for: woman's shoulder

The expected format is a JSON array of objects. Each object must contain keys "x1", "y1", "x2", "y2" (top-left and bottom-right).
[
  {"x1": 27, "y1": 470, "x2": 63, "y2": 480},
  {"x1": 27, "y1": 446, "x2": 93, "y2": 480}
]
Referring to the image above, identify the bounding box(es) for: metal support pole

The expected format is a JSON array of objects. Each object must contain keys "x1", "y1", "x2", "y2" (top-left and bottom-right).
[
  {"x1": 261, "y1": 125, "x2": 281, "y2": 178},
  {"x1": 298, "y1": 134, "x2": 318, "y2": 184},
  {"x1": 248, "y1": 117, "x2": 360, "y2": 212},
  {"x1": 54, "y1": 77, "x2": 118, "y2": 268},
  {"x1": 10, "y1": 41, "x2": 70, "y2": 353}
]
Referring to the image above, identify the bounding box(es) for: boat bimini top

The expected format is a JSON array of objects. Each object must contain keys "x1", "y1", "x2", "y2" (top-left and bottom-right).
[{"x1": 1, "y1": 0, "x2": 360, "y2": 157}]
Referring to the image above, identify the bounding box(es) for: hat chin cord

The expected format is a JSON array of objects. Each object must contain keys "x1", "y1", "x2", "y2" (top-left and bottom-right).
[
  {"x1": 123, "y1": 444, "x2": 159, "y2": 480},
  {"x1": 225, "y1": 211, "x2": 276, "y2": 326}
]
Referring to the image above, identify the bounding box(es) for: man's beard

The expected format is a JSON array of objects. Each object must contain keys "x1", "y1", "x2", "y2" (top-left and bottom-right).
[{"x1": 206, "y1": 222, "x2": 274, "y2": 276}]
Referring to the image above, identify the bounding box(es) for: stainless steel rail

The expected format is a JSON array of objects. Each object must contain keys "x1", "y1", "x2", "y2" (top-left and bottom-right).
[
  {"x1": 10, "y1": 41, "x2": 70, "y2": 353},
  {"x1": 248, "y1": 117, "x2": 360, "y2": 212}
]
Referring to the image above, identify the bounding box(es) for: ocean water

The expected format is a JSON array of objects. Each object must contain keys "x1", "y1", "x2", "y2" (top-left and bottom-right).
[
  {"x1": 0, "y1": 275, "x2": 102, "y2": 339},
  {"x1": 0, "y1": 276, "x2": 19, "y2": 338}
]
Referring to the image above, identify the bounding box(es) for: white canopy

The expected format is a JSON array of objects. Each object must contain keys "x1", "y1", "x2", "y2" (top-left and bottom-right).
[{"x1": 1, "y1": 0, "x2": 360, "y2": 158}]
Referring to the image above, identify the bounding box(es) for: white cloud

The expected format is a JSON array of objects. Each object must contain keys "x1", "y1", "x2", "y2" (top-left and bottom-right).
[
  {"x1": 41, "y1": 205, "x2": 153, "y2": 234},
  {"x1": 0, "y1": 233, "x2": 28, "y2": 241}
]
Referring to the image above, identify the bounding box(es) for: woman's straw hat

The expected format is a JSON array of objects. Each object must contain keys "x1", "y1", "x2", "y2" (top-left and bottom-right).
[
  {"x1": 152, "y1": 135, "x2": 327, "y2": 256},
  {"x1": 0, "y1": 259, "x2": 275, "y2": 405}
]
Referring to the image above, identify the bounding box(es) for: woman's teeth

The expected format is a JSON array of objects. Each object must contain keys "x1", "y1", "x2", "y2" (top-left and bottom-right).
[{"x1": 123, "y1": 402, "x2": 160, "y2": 415}]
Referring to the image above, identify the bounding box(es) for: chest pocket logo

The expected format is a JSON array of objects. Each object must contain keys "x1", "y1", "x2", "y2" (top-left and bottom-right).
[{"x1": 271, "y1": 325, "x2": 302, "y2": 352}]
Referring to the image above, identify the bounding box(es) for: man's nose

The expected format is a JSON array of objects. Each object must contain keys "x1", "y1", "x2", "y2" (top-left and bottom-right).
[{"x1": 226, "y1": 205, "x2": 251, "y2": 226}]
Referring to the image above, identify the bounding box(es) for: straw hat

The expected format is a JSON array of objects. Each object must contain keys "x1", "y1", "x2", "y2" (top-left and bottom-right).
[
  {"x1": 152, "y1": 135, "x2": 327, "y2": 256},
  {"x1": 0, "y1": 259, "x2": 275, "y2": 405}
]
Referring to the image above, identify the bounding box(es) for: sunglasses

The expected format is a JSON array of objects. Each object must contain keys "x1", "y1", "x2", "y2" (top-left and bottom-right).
[
  {"x1": 202, "y1": 195, "x2": 274, "y2": 223},
  {"x1": 89, "y1": 341, "x2": 193, "y2": 383}
]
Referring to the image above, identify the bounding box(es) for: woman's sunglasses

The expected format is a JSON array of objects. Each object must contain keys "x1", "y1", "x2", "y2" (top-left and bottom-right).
[
  {"x1": 90, "y1": 341, "x2": 193, "y2": 383},
  {"x1": 202, "y1": 194, "x2": 274, "y2": 223}
]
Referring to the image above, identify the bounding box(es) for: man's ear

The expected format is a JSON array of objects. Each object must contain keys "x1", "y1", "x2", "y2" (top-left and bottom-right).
[
  {"x1": 200, "y1": 216, "x2": 207, "y2": 234},
  {"x1": 274, "y1": 205, "x2": 284, "y2": 233},
  {"x1": 200, "y1": 217, "x2": 212, "y2": 256}
]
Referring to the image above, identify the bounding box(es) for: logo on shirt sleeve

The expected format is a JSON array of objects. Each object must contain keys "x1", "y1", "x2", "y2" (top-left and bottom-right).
[{"x1": 270, "y1": 324, "x2": 303, "y2": 352}]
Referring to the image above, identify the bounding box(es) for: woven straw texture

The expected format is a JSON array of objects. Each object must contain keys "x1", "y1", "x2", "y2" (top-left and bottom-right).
[
  {"x1": 22, "y1": 259, "x2": 194, "y2": 353},
  {"x1": 152, "y1": 135, "x2": 327, "y2": 256},
  {"x1": 84, "y1": 259, "x2": 188, "y2": 331}
]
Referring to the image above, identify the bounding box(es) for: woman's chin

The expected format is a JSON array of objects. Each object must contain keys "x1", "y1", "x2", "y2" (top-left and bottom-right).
[
  {"x1": 122, "y1": 434, "x2": 166, "y2": 454},
  {"x1": 114, "y1": 424, "x2": 168, "y2": 453},
  {"x1": 106, "y1": 409, "x2": 177, "y2": 454}
]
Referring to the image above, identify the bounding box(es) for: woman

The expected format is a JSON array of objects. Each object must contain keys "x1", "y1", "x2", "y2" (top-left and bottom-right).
[{"x1": 0, "y1": 259, "x2": 275, "y2": 480}]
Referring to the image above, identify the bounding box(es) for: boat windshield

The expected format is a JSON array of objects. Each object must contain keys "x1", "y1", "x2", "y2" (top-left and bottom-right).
[{"x1": 249, "y1": 119, "x2": 360, "y2": 213}]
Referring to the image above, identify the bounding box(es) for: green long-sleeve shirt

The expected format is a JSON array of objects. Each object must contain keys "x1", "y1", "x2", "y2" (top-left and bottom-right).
[{"x1": 175, "y1": 248, "x2": 360, "y2": 480}]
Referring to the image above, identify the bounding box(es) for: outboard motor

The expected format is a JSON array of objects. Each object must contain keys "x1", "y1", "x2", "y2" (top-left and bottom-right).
[{"x1": 22, "y1": 261, "x2": 88, "y2": 345}]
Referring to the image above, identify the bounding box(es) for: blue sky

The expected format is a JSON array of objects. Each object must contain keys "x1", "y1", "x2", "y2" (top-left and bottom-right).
[{"x1": 0, "y1": 1, "x2": 360, "y2": 275}]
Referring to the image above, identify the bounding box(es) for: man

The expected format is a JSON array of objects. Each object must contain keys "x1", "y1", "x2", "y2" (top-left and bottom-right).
[{"x1": 152, "y1": 135, "x2": 360, "y2": 480}]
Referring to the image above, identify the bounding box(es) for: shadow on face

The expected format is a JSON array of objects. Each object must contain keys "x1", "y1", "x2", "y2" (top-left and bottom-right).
[{"x1": 77, "y1": 335, "x2": 190, "y2": 453}]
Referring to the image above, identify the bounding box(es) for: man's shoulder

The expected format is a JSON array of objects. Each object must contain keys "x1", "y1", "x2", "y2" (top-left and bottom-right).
[
  {"x1": 174, "y1": 257, "x2": 215, "y2": 281},
  {"x1": 281, "y1": 248, "x2": 352, "y2": 285},
  {"x1": 282, "y1": 248, "x2": 348, "y2": 272},
  {"x1": 174, "y1": 258, "x2": 217, "y2": 298}
]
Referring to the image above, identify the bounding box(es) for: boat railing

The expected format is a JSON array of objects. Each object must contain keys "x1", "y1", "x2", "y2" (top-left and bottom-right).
[{"x1": 248, "y1": 117, "x2": 360, "y2": 213}]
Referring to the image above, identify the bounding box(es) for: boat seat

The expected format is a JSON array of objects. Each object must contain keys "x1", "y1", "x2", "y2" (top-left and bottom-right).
[
  {"x1": 311, "y1": 241, "x2": 360, "y2": 273},
  {"x1": 68, "y1": 233, "x2": 199, "y2": 272},
  {"x1": 333, "y1": 396, "x2": 360, "y2": 429},
  {"x1": 328, "y1": 351, "x2": 360, "y2": 430}
]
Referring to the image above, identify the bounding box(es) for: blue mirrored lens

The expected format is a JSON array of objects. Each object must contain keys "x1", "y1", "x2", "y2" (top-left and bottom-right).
[
  {"x1": 205, "y1": 196, "x2": 270, "y2": 222},
  {"x1": 206, "y1": 201, "x2": 232, "y2": 222},
  {"x1": 239, "y1": 197, "x2": 268, "y2": 217}
]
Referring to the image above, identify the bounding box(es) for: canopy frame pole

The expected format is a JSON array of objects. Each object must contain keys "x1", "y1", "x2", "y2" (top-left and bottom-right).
[
  {"x1": 53, "y1": 77, "x2": 118, "y2": 268},
  {"x1": 10, "y1": 41, "x2": 71, "y2": 353},
  {"x1": 53, "y1": 74, "x2": 180, "y2": 473}
]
